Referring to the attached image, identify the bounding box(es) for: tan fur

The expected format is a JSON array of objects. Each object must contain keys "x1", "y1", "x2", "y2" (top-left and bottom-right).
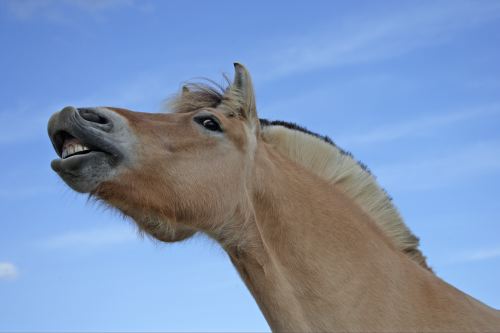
[{"x1": 80, "y1": 64, "x2": 499, "y2": 332}]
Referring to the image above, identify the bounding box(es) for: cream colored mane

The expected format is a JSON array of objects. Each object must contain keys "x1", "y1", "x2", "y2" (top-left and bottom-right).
[
  {"x1": 260, "y1": 121, "x2": 431, "y2": 271},
  {"x1": 169, "y1": 82, "x2": 431, "y2": 271}
]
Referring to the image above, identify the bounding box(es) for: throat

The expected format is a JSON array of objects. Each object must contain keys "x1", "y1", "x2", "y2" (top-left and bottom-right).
[{"x1": 228, "y1": 246, "x2": 313, "y2": 331}]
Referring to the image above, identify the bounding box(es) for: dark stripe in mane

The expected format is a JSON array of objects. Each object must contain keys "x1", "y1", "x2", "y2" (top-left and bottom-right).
[
  {"x1": 259, "y1": 118, "x2": 372, "y2": 175},
  {"x1": 259, "y1": 119, "x2": 335, "y2": 145}
]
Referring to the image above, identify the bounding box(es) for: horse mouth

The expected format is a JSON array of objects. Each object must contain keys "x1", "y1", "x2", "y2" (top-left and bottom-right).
[
  {"x1": 52, "y1": 131, "x2": 101, "y2": 160},
  {"x1": 48, "y1": 107, "x2": 123, "y2": 193},
  {"x1": 62, "y1": 137, "x2": 92, "y2": 159},
  {"x1": 50, "y1": 127, "x2": 114, "y2": 169}
]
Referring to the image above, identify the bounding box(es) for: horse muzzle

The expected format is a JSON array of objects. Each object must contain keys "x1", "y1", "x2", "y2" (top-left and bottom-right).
[{"x1": 47, "y1": 106, "x2": 130, "y2": 193}]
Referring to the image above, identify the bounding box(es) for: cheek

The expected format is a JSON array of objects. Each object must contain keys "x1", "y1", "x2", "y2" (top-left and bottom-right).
[
  {"x1": 169, "y1": 149, "x2": 247, "y2": 210},
  {"x1": 104, "y1": 126, "x2": 249, "y2": 214},
  {"x1": 176, "y1": 150, "x2": 245, "y2": 192}
]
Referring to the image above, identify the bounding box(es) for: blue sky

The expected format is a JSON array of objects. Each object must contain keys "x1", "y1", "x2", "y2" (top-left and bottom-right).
[{"x1": 1, "y1": 0, "x2": 499, "y2": 331}]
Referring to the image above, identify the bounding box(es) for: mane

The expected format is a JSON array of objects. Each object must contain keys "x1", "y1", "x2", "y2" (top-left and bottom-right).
[{"x1": 168, "y1": 82, "x2": 432, "y2": 271}]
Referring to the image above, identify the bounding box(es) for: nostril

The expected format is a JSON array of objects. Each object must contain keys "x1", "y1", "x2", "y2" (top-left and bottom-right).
[{"x1": 78, "y1": 108, "x2": 109, "y2": 125}]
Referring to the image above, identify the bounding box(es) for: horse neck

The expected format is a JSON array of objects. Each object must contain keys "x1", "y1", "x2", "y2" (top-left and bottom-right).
[
  {"x1": 222, "y1": 143, "x2": 401, "y2": 330},
  {"x1": 223, "y1": 143, "x2": 499, "y2": 332}
]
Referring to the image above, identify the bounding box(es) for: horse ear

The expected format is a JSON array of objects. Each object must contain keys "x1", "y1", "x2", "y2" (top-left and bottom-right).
[
  {"x1": 226, "y1": 63, "x2": 258, "y2": 125},
  {"x1": 181, "y1": 85, "x2": 190, "y2": 96}
]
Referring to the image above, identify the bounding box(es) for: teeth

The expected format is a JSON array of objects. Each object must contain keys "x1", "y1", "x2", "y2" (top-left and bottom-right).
[{"x1": 62, "y1": 143, "x2": 91, "y2": 159}]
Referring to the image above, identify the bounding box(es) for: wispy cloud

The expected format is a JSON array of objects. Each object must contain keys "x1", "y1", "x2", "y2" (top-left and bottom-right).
[
  {"x1": 450, "y1": 246, "x2": 500, "y2": 264},
  {"x1": 38, "y1": 226, "x2": 137, "y2": 250},
  {"x1": 0, "y1": 262, "x2": 19, "y2": 280},
  {"x1": 0, "y1": 186, "x2": 57, "y2": 199},
  {"x1": 338, "y1": 104, "x2": 500, "y2": 147},
  {"x1": 375, "y1": 140, "x2": 500, "y2": 191},
  {"x1": 258, "y1": 1, "x2": 500, "y2": 80},
  {"x1": 3, "y1": 0, "x2": 143, "y2": 21}
]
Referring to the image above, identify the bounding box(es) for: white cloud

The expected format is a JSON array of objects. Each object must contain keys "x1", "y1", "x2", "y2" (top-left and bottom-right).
[
  {"x1": 39, "y1": 226, "x2": 137, "y2": 250},
  {"x1": 0, "y1": 262, "x2": 19, "y2": 280},
  {"x1": 451, "y1": 247, "x2": 500, "y2": 264},
  {"x1": 3, "y1": 0, "x2": 141, "y2": 21},
  {"x1": 69, "y1": 0, "x2": 137, "y2": 12},
  {"x1": 338, "y1": 104, "x2": 500, "y2": 147},
  {"x1": 257, "y1": 1, "x2": 500, "y2": 80},
  {"x1": 375, "y1": 140, "x2": 500, "y2": 191}
]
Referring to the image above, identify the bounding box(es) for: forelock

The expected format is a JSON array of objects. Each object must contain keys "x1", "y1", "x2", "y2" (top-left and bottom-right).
[{"x1": 167, "y1": 79, "x2": 229, "y2": 113}]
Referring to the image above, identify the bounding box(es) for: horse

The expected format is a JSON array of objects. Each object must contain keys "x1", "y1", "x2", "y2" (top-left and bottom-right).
[{"x1": 48, "y1": 63, "x2": 500, "y2": 332}]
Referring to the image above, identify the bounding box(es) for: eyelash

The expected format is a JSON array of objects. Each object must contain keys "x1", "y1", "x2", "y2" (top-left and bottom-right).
[{"x1": 194, "y1": 116, "x2": 222, "y2": 132}]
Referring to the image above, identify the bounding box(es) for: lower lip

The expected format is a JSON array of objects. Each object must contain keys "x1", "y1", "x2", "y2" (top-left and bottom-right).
[{"x1": 51, "y1": 151, "x2": 103, "y2": 173}]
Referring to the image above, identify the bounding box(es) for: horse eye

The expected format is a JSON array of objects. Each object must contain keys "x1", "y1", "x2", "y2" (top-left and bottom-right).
[
  {"x1": 203, "y1": 119, "x2": 220, "y2": 131},
  {"x1": 197, "y1": 117, "x2": 222, "y2": 132}
]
